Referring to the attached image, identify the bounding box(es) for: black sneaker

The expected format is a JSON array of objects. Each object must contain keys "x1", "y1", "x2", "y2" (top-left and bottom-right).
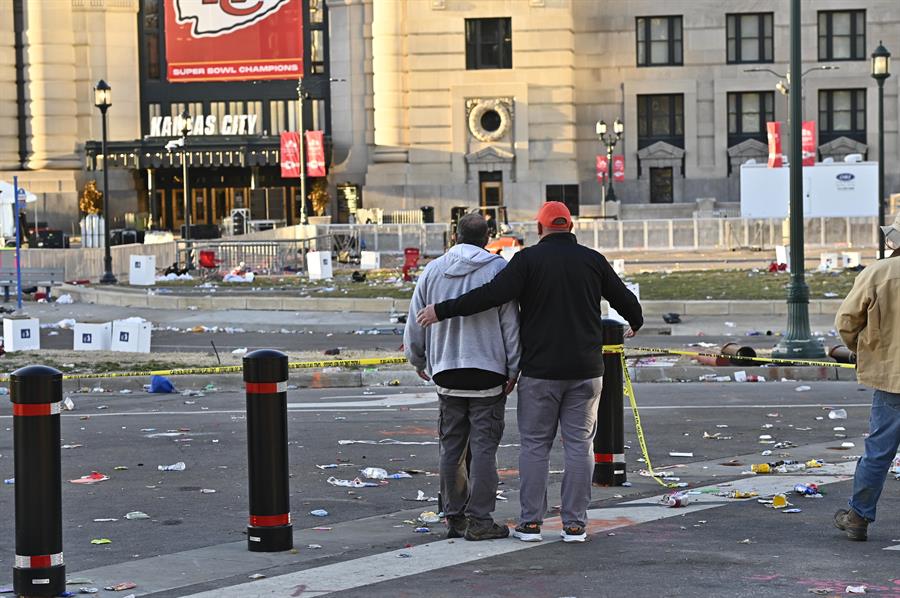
[
  {"x1": 464, "y1": 519, "x2": 510, "y2": 541},
  {"x1": 560, "y1": 523, "x2": 587, "y2": 543},
  {"x1": 512, "y1": 522, "x2": 542, "y2": 542},
  {"x1": 446, "y1": 515, "x2": 467, "y2": 539}
]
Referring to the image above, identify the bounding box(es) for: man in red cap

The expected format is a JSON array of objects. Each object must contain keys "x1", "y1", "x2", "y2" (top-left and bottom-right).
[{"x1": 416, "y1": 201, "x2": 642, "y2": 543}]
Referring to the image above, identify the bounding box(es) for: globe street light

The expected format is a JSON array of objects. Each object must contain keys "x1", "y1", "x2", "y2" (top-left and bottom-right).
[
  {"x1": 93, "y1": 79, "x2": 117, "y2": 284},
  {"x1": 596, "y1": 118, "x2": 624, "y2": 211},
  {"x1": 871, "y1": 41, "x2": 891, "y2": 259}
]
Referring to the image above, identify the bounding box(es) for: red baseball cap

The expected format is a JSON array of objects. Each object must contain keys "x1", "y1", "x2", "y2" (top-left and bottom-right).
[{"x1": 536, "y1": 201, "x2": 572, "y2": 230}]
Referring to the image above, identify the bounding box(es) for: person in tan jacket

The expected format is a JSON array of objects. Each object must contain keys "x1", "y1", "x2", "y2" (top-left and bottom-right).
[{"x1": 833, "y1": 213, "x2": 900, "y2": 541}]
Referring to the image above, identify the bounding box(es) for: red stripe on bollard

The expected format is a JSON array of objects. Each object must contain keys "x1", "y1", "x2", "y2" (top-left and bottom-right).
[
  {"x1": 594, "y1": 453, "x2": 613, "y2": 463},
  {"x1": 15, "y1": 553, "x2": 63, "y2": 569},
  {"x1": 12, "y1": 403, "x2": 60, "y2": 417},
  {"x1": 249, "y1": 514, "x2": 291, "y2": 527},
  {"x1": 245, "y1": 381, "x2": 288, "y2": 394}
]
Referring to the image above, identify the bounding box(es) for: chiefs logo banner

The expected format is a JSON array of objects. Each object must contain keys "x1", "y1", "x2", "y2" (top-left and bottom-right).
[
  {"x1": 596, "y1": 155, "x2": 608, "y2": 183},
  {"x1": 612, "y1": 155, "x2": 625, "y2": 182},
  {"x1": 280, "y1": 131, "x2": 301, "y2": 178},
  {"x1": 165, "y1": 0, "x2": 303, "y2": 83},
  {"x1": 801, "y1": 121, "x2": 817, "y2": 167},
  {"x1": 767, "y1": 121, "x2": 783, "y2": 168},
  {"x1": 305, "y1": 131, "x2": 326, "y2": 177}
]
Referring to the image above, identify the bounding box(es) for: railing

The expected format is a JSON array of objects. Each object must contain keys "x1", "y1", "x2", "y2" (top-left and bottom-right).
[
  {"x1": 176, "y1": 234, "x2": 339, "y2": 274},
  {"x1": 304, "y1": 217, "x2": 879, "y2": 255}
]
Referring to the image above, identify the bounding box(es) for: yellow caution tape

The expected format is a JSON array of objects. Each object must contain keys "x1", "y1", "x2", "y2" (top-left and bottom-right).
[
  {"x1": 0, "y1": 356, "x2": 409, "y2": 382},
  {"x1": 604, "y1": 344, "x2": 677, "y2": 489},
  {"x1": 626, "y1": 346, "x2": 855, "y2": 369}
]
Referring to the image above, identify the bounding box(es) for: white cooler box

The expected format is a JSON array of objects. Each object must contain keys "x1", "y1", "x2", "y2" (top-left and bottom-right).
[
  {"x1": 111, "y1": 319, "x2": 152, "y2": 353},
  {"x1": 307, "y1": 251, "x2": 333, "y2": 280},
  {"x1": 129, "y1": 255, "x2": 157, "y2": 286},
  {"x1": 360, "y1": 251, "x2": 381, "y2": 270},
  {"x1": 3, "y1": 317, "x2": 39, "y2": 352},
  {"x1": 74, "y1": 322, "x2": 112, "y2": 351}
]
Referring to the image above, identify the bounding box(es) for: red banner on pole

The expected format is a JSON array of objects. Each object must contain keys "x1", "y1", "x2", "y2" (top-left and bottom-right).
[
  {"x1": 280, "y1": 132, "x2": 301, "y2": 178},
  {"x1": 164, "y1": 0, "x2": 303, "y2": 83},
  {"x1": 305, "y1": 131, "x2": 326, "y2": 177},
  {"x1": 767, "y1": 121, "x2": 783, "y2": 168},
  {"x1": 612, "y1": 155, "x2": 625, "y2": 182},
  {"x1": 801, "y1": 120, "x2": 817, "y2": 166},
  {"x1": 596, "y1": 155, "x2": 608, "y2": 183}
]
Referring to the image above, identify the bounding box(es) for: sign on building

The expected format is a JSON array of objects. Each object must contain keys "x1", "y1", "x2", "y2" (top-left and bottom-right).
[{"x1": 165, "y1": 0, "x2": 304, "y2": 83}]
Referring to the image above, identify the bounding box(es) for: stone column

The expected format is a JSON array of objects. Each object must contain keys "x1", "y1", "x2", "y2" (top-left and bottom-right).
[
  {"x1": 371, "y1": 0, "x2": 408, "y2": 162},
  {"x1": 0, "y1": 0, "x2": 19, "y2": 169},
  {"x1": 23, "y1": 0, "x2": 80, "y2": 169}
]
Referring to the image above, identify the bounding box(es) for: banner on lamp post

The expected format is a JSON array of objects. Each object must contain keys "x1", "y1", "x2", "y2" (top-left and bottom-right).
[
  {"x1": 596, "y1": 155, "x2": 608, "y2": 183},
  {"x1": 305, "y1": 131, "x2": 326, "y2": 177},
  {"x1": 801, "y1": 120, "x2": 817, "y2": 166},
  {"x1": 280, "y1": 131, "x2": 301, "y2": 178},
  {"x1": 767, "y1": 121, "x2": 783, "y2": 168},
  {"x1": 612, "y1": 155, "x2": 625, "y2": 182}
]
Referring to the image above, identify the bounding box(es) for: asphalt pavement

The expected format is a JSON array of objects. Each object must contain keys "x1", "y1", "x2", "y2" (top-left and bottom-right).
[{"x1": 0, "y1": 379, "x2": 895, "y2": 597}]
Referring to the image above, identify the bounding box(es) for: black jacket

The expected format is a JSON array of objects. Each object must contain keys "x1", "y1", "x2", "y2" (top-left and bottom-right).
[{"x1": 434, "y1": 233, "x2": 643, "y2": 380}]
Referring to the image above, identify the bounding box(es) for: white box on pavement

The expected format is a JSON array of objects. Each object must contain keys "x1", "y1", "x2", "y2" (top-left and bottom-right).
[
  {"x1": 613, "y1": 259, "x2": 626, "y2": 275},
  {"x1": 360, "y1": 251, "x2": 381, "y2": 270},
  {"x1": 608, "y1": 282, "x2": 640, "y2": 325},
  {"x1": 819, "y1": 253, "x2": 839, "y2": 271},
  {"x1": 111, "y1": 319, "x2": 152, "y2": 353},
  {"x1": 3, "y1": 317, "x2": 39, "y2": 352},
  {"x1": 842, "y1": 252, "x2": 862, "y2": 269},
  {"x1": 307, "y1": 251, "x2": 333, "y2": 280},
  {"x1": 129, "y1": 255, "x2": 156, "y2": 286},
  {"x1": 775, "y1": 245, "x2": 791, "y2": 271},
  {"x1": 74, "y1": 322, "x2": 112, "y2": 351}
]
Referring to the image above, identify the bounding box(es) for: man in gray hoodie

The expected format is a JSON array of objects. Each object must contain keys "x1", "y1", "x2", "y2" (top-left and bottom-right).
[{"x1": 404, "y1": 213, "x2": 520, "y2": 541}]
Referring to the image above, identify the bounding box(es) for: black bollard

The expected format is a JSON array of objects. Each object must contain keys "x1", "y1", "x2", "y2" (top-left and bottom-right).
[
  {"x1": 12, "y1": 365, "x2": 65, "y2": 597},
  {"x1": 593, "y1": 320, "x2": 627, "y2": 487},
  {"x1": 244, "y1": 349, "x2": 293, "y2": 552}
]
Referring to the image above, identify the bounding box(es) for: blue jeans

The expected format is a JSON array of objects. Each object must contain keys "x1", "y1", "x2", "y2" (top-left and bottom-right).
[{"x1": 849, "y1": 390, "x2": 900, "y2": 521}]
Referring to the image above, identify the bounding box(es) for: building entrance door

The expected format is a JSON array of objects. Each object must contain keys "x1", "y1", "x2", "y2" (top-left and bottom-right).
[{"x1": 650, "y1": 167, "x2": 674, "y2": 204}]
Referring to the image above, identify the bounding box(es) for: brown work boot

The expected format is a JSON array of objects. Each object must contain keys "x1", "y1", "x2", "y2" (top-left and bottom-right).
[
  {"x1": 834, "y1": 508, "x2": 868, "y2": 541},
  {"x1": 446, "y1": 515, "x2": 467, "y2": 539}
]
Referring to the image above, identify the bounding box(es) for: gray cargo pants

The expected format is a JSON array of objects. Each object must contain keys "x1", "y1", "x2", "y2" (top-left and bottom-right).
[
  {"x1": 438, "y1": 393, "x2": 506, "y2": 524},
  {"x1": 516, "y1": 376, "x2": 602, "y2": 527}
]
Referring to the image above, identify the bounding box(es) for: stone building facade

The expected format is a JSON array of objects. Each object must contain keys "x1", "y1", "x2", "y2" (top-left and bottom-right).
[
  {"x1": 328, "y1": 0, "x2": 900, "y2": 221},
  {"x1": 0, "y1": 0, "x2": 898, "y2": 229}
]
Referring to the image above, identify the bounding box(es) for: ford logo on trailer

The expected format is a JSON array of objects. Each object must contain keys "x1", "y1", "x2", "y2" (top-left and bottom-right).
[{"x1": 836, "y1": 173, "x2": 855, "y2": 182}]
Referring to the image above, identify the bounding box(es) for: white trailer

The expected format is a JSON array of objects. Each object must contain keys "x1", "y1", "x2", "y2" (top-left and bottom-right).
[{"x1": 739, "y1": 160, "x2": 877, "y2": 218}]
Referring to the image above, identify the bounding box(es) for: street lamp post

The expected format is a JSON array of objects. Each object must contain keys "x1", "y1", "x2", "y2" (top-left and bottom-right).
[
  {"x1": 872, "y1": 41, "x2": 892, "y2": 259},
  {"x1": 596, "y1": 118, "x2": 624, "y2": 215},
  {"x1": 93, "y1": 79, "x2": 117, "y2": 284},
  {"x1": 180, "y1": 109, "x2": 193, "y2": 270},
  {"x1": 773, "y1": 0, "x2": 825, "y2": 360},
  {"x1": 296, "y1": 79, "x2": 309, "y2": 225}
]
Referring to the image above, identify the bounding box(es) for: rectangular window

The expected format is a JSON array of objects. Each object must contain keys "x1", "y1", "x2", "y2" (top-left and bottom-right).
[
  {"x1": 636, "y1": 16, "x2": 683, "y2": 67},
  {"x1": 545, "y1": 185, "x2": 580, "y2": 216},
  {"x1": 727, "y1": 91, "x2": 775, "y2": 146},
  {"x1": 311, "y1": 29, "x2": 326, "y2": 74},
  {"x1": 170, "y1": 102, "x2": 203, "y2": 119},
  {"x1": 465, "y1": 17, "x2": 512, "y2": 70},
  {"x1": 309, "y1": 0, "x2": 324, "y2": 24},
  {"x1": 726, "y1": 13, "x2": 773, "y2": 63},
  {"x1": 818, "y1": 10, "x2": 865, "y2": 61},
  {"x1": 269, "y1": 100, "x2": 298, "y2": 135},
  {"x1": 142, "y1": 0, "x2": 161, "y2": 80},
  {"x1": 819, "y1": 89, "x2": 866, "y2": 144},
  {"x1": 637, "y1": 94, "x2": 684, "y2": 149}
]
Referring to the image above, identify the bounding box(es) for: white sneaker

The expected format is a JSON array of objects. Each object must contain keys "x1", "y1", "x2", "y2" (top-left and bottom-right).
[
  {"x1": 512, "y1": 522, "x2": 542, "y2": 542},
  {"x1": 560, "y1": 524, "x2": 586, "y2": 543}
]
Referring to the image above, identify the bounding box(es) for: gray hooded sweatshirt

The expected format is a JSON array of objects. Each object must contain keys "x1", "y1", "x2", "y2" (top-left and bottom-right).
[{"x1": 404, "y1": 243, "x2": 520, "y2": 380}]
